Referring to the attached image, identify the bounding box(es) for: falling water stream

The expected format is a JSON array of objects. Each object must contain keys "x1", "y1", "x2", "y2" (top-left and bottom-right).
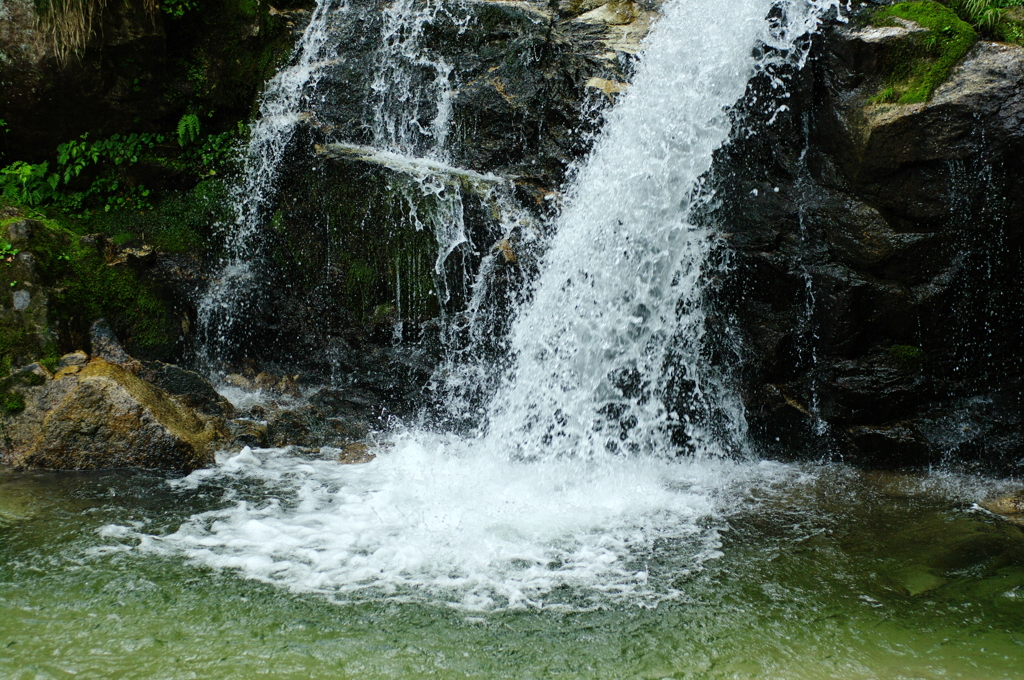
[{"x1": 3, "y1": 0, "x2": 1024, "y2": 677}]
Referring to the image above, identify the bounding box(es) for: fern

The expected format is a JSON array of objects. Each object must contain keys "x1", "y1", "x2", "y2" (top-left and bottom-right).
[{"x1": 177, "y1": 113, "x2": 201, "y2": 147}]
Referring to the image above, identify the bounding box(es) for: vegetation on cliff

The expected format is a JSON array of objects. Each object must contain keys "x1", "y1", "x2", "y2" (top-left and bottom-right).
[{"x1": 871, "y1": 1, "x2": 977, "y2": 103}]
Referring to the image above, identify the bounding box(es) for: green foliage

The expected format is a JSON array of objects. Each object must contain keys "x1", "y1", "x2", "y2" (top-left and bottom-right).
[
  {"x1": 1, "y1": 240, "x2": 19, "y2": 263},
  {"x1": 177, "y1": 113, "x2": 201, "y2": 148},
  {"x1": 871, "y1": 1, "x2": 976, "y2": 104},
  {"x1": 52, "y1": 247, "x2": 175, "y2": 353},
  {"x1": 1, "y1": 391, "x2": 26, "y2": 414},
  {"x1": 1, "y1": 162, "x2": 60, "y2": 206},
  {"x1": 54, "y1": 132, "x2": 166, "y2": 213},
  {"x1": 77, "y1": 179, "x2": 231, "y2": 254},
  {"x1": 161, "y1": 0, "x2": 198, "y2": 17},
  {"x1": 181, "y1": 126, "x2": 243, "y2": 176},
  {"x1": 888, "y1": 344, "x2": 928, "y2": 368},
  {"x1": 946, "y1": 0, "x2": 1024, "y2": 40},
  {"x1": 58, "y1": 132, "x2": 165, "y2": 181},
  {"x1": 0, "y1": 212, "x2": 180, "y2": 370}
]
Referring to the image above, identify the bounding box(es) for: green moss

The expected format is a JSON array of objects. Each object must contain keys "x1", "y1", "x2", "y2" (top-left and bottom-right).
[
  {"x1": 888, "y1": 344, "x2": 927, "y2": 368},
  {"x1": 870, "y1": 1, "x2": 977, "y2": 104},
  {"x1": 1, "y1": 391, "x2": 25, "y2": 414},
  {"x1": 70, "y1": 179, "x2": 230, "y2": 254},
  {"x1": 0, "y1": 210, "x2": 182, "y2": 372},
  {"x1": 52, "y1": 249, "x2": 176, "y2": 355}
]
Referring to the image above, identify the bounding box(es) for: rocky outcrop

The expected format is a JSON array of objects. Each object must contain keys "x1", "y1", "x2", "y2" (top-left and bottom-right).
[
  {"x1": 702, "y1": 14, "x2": 1024, "y2": 470},
  {"x1": 0, "y1": 356, "x2": 225, "y2": 471}
]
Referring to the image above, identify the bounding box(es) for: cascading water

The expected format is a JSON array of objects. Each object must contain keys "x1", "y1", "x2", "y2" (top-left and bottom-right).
[
  {"x1": 370, "y1": 0, "x2": 462, "y2": 159},
  {"x1": 124, "y1": 0, "x2": 839, "y2": 611},
  {"x1": 195, "y1": 0, "x2": 346, "y2": 367}
]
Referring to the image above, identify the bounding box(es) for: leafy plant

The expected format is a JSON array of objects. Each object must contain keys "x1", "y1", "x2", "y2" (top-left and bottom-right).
[
  {"x1": 57, "y1": 132, "x2": 166, "y2": 183},
  {"x1": 1, "y1": 240, "x2": 19, "y2": 264},
  {"x1": 0, "y1": 161, "x2": 60, "y2": 206},
  {"x1": 182, "y1": 124, "x2": 245, "y2": 175},
  {"x1": 945, "y1": 0, "x2": 1024, "y2": 42},
  {"x1": 177, "y1": 113, "x2": 201, "y2": 147},
  {"x1": 161, "y1": 0, "x2": 198, "y2": 18}
]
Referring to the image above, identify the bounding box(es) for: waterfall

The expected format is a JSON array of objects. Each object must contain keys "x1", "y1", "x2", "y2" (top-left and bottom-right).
[
  {"x1": 370, "y1": 0, "x2": 461, "y2": 159},
  {"x1": 195, "y1": 0, "x2": 346, "y2": 367},
  {"x1": 144, "y1": 0, "x2": 840, "y2": 611},
  {"x1": 481, "y1": 0, "x2": 834, "y2": 460}
]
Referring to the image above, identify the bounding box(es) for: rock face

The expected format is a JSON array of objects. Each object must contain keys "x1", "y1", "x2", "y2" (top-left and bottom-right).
[
  {"x1": 701, "y1": 17, "x2": 1024, "y2": 470},
  {"x1": 200, "y1": 0, "x2": 648, "y2": 379},
  {"x1": 1, "y1": 356, "x2": 225, "y2": 471}
]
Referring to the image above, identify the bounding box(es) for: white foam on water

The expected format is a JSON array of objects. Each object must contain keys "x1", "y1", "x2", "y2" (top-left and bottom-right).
[{"x1": 128, "y1": 439, "x2": 805, "y2": 611}]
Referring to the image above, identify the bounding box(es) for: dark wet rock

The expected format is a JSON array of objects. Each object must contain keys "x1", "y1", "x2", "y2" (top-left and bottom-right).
[
  {"x1": 225, "y1": 418, "x2": 270, "y2": 449},
  {"x1": 265, "y1": 405, "x2": 363, "y2": 448},
  {"x1": 700, "y1": 14, "x2": 1024, "y2": 470},
  {"x1": 309, "y1": 387, "x2": 383, "y2": 418},
  {"x1": 139, "y1": 360, "x2": 236, "y2": 418},
  {"x1": 200, "y1": 0, "x2": 641, "y2": 392},
  {"x1": 90, "y1": 319, "x2": 134, "y2": 367}
]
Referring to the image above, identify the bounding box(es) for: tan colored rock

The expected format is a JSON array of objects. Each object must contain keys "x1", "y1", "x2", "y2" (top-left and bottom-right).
[
  {"x1": 338, "y1": 443, "x2": 376, "y2": 465},
  {"x1": 254, "y1": 371, "x2": 279, "y2": 390},
  {"x1": 58, "y1": 351, "x2": 89, "y2": 369},
  {"x1": 578, "y1": 0, "x2": 641, "y2": 25},
  {"x1": 224, "y1": 373, "x2": 254, "y2": 390},
  {"x1": 983, "y1": 491, "x2": 1024, "y2": 525},
  {"x1": 2, "y1": 359, "x2": 225, "y2": 472},
  {"x1": 277, "y1": 374, "x2": 301, "y2": 398},
  {"x1": 493, "y1": 238, "x2": 518, "y2": 263}
]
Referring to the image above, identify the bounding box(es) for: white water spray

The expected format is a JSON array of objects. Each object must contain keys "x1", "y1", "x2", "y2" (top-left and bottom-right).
[{"x1": 195, "y1": 0, "x2": 346, "y2": 365}]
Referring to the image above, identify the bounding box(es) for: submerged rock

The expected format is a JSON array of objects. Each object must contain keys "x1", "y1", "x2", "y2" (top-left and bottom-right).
[{"x1": 1, "y1": 358, "x2": 225, "y2": 471}]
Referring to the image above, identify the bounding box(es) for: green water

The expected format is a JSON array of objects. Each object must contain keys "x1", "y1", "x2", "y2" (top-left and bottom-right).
[{"x1": 2, "y1": 464, "x2": 1023, "y2": 679}]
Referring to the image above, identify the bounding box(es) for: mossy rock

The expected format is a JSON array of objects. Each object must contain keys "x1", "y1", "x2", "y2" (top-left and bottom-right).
[
  {"x1": 0, "y1": 209, "x2": 181, "y2": 373},
  {"x1": 870, "y1": 1, "x2": 977, "y2": 104}
]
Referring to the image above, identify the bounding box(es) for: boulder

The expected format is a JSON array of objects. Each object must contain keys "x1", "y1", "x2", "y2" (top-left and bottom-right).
[
  {"x1": 1, "y1": 358, "x2": 225, "y2": 471},
  {"x1": 224, "y1": 418, "x2": 270, "y2": 449},
  {"x1": 337, "y1": 442, "x2": 376, "y2": 464},
  {"x1": 139, "y1": 360, "x2": 236, "y2": 418}
]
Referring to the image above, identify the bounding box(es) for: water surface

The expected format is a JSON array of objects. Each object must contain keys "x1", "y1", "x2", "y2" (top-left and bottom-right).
[{"x1": 3, "y1": 456, "x2": 1022, "y2": 679}]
